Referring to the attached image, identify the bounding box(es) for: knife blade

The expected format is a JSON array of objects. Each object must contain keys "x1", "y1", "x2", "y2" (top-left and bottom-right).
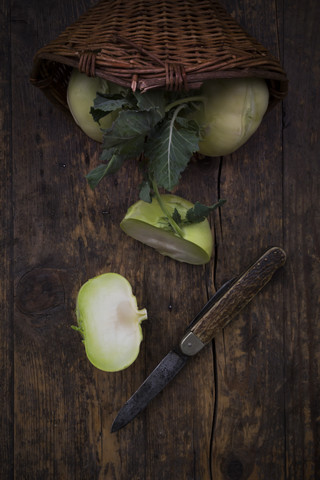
[
  {"x1": 111, "y1": 246, "x2": 286, "y2": 432},
  {"x1": 111, "y1": 277, "x2": 235, "y2": 433}
]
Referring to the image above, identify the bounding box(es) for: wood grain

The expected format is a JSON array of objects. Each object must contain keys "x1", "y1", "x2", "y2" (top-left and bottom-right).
[
  {"x1": 210, "y1": 0, "x2": 287, "y2": 476},
  {"x1": 1, "y1": 0, "x2": 319, "y2": 479},
  {"x1": 0, "y1": 1, "x2": 13, "y2": 478},
  {"x1": 282, "y1": 0, "x2": 320, "y2": 476}
]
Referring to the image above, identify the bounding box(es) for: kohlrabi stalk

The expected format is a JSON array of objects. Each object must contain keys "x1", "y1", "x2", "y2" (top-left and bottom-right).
[
  {"x1": 164, "y1": 96, "x2": 206, "y2": 113},
  {"x1": 146, "y1": 100, "x2": 207, "y2": 239},
  {"x1": 151, "y1": 178, "x2": 185, "y2": 238}
]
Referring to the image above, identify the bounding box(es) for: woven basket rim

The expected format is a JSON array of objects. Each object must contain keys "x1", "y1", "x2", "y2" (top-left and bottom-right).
[{"x1": 30, "y1": 0, "x2": 288, "y2": 112}]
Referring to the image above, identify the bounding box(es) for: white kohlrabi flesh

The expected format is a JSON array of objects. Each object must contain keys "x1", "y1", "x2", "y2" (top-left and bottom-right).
[
  {"x1": 67, "y1": 68, "x2": 117, "y2": 142},
  {"x1": 120, "y1": 194, "x2": 213, "y2": 265},
  {"x1": 191, "y1": 77, "x2": 269, "y2": 156},
  {"x1": 74, "y1": 273, "x2": 147, "y2": 372}
]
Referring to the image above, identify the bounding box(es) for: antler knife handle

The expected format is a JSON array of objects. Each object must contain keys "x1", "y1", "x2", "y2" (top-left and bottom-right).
[{"x1": 191, "y1": 247, "x2": 286, "y2": 345}]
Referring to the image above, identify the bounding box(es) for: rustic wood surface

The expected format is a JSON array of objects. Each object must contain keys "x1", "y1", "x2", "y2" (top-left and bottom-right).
[{"x1": 1, "y1": 0, "x2": 319, "y2": 479}]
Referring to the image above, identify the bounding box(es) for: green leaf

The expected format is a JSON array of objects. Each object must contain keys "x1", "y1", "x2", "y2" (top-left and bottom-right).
[
  {"x1": 139, "y1": 180, "x2": 152, "y2": 203},
  {"x1": 86, "y1": 155, "x2": 125, "y2": 189},
  {"x1": 90, "y1": 101, "x2": 129, "y2": 123},
  {"x1": 134, "y1": 90, "x2": 166, "y2": 118},
  {"x1": 145, "y1": 109, "x2": 200, "y2": 191},
  {"x1": 174, "y1": 116, "x2": 199, "y2": 132},
  {"x1": 186, "y1": 199, "x2": 226, "y2": 223},
  {"x1": 90, "y1": 92, "x2": 135, "y2": 122},
  {"x1": 101, "y1": 109, "x2": 162, "y2": 157},
  {"x1": 172, "y1": 208, "x2": 182, "y2": 224},
  {"x1": 90, "y1": 108, "x2": 110, "y2": 124},
  {"x1": 99, "y1": 146, "x2": 117, "y2": 163}
]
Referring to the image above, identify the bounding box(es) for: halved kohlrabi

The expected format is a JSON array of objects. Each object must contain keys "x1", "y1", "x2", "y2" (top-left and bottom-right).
[
  {"x1": 67, "y1": 68, "x2": 118, "y2": 142},
  {"x1": 74, "y1": 273, "x2": 147, "y2": 372},
  {"x1": 120, "y1": 194, "x2": 213, "y2": 265}
]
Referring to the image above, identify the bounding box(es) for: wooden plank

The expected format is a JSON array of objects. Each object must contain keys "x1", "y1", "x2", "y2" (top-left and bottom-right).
[
  {"x1": 11, "y1": 1, "x2": 220, "y2": 478},
  {"x1": 139, "y1": 160, "x2": 220, "y2": 480},
  {"x1": 282, "y1": 0, "x2": 320, "y2": 477},
  {"x1": 210, "y1": 0, "x2": 287, "y2": 477},
  {"x1": 11, "y1": 1, "x2": 106, "y2": 478},
  {"x1": 7, "y1": 0, "x2": 319, "y2": 478},
  {"x1": 0, "y1": 1, "x2": 14, "y2": 478}
]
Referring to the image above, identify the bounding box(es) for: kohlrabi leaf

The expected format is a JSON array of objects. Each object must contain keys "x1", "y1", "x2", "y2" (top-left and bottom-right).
[
  {"x1": 172, "y1": 208, "x2": 182, "y2": 224},
  {"x1": 174, "y1": 115, "x2": 198, "y2": 130},
  {"x1": 186, "y1": 199, "x2": 226, "y2": 223},
  {"x1": 135, "y1": 90, "x2": 166, "y2": 118},
  {"x1": 145, "y1": 108, "x2": 200, "y2": 191},
  {"x1": 102, "y1": 109, "x2": 162, "y2": 157},
  {"x1": 139, "y1": 180, "x2": 152, "y2": 203},
  {"x1": 90, "y1": 93, "x2": 135, "y2": 122},
  {"x1": 99, "y1": 146, "x2": 118, "y2": 163},
  {"x1": 90, "y1": 108, "x2": 111, "y2": 124},
  {"x1": 86, "y1": 155, "x2": 125, "y2": 189}
]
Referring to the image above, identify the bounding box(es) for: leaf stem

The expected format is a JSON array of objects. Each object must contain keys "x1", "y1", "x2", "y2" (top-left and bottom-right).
[
  {"x1": 165, "y1": 95, "x2": 206, "y2": 113},
  {"x1": 151, "y1": 179, "x2": 185, "y2": 238}
]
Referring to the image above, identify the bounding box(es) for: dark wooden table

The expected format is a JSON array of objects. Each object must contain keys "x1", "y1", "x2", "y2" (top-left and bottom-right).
[{"x1": 1, "y1": 0, "x2": 319, "y2": 478}]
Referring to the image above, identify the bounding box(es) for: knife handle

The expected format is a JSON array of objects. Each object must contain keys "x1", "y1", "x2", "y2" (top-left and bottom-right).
[{"x1": 190, "y1": 247, "x2": 286, "y2": 345}]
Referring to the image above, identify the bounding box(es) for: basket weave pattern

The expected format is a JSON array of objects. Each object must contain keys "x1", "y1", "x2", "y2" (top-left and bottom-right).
[{"x1": 30, "y1": 0, "x2": 288, "y2": 111}]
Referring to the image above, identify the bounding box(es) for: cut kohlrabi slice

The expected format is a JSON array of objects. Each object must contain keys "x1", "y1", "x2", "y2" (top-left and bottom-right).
[
  {"x1": 74, "y1": 273, "x2": 147, "y2": 372},
  {"x1": 120, "y1": 194, "x2": 213, "y2": 265}
]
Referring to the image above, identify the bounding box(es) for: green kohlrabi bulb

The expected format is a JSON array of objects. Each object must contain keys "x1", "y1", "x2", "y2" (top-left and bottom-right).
[{"x1": 74, "y1": 273, "x2": 147, "y2": 372}]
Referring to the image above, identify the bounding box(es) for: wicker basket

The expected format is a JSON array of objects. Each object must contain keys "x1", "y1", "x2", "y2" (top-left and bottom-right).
[{"x1": 30, "y1": 0, "x2": 288, "y2": 114}]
